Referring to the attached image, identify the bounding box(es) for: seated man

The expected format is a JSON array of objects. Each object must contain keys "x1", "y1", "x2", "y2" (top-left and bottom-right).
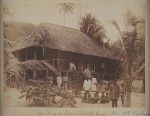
[
  {"x1": 90, "y1": 91, "x2": 100, "y2": 103},
  {"x1": 105, "y1": 93, "x2": 110, "y2": 103},
  {"x1": 81, "y1": 91, "x2": 87, "y2": 103},
  {"x1": 100, "y1": 92, "x2": 106, "y2": 104}
]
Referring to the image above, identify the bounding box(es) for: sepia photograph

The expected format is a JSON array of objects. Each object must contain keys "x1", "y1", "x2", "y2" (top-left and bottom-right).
[{"x1": 2, "y1": 0, "x2": 147, "y2": 112}]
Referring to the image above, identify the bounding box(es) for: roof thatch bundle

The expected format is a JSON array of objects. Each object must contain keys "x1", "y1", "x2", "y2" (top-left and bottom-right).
[
  {"x1": 20, "y1": 60, "x2": 61, "y2": 76},
  {"x1": 5, "y1": 59, "x2": 60, "y2": 81},
  {"x1": 13, "y1": 23, "x2": 118, "y2": 60}
]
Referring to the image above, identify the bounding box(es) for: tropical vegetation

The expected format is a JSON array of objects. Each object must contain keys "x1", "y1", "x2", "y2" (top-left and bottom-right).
[
  {"x1": 57, "y1": 3, "x2": 75, "y2": 26},
  {"x1": 110, "y1": 10, "x2": 145, "y2": 107},
  {"x1": 20, "y1": 79, "x2": 76, "y2": 107},
  {"x1": 80, "y1": 13, "x2": 107, "y2": 46},
  {"x1": 3, "y1": 4, "x2": 145, "y2": 107}
]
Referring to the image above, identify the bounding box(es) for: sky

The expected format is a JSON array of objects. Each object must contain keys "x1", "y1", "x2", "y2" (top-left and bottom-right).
[{"x1": 4, "y1": 0, "x2": 146, "y2": 42}]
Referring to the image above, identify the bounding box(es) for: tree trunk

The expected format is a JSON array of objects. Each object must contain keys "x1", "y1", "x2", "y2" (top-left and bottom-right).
[
  {"x1": 124, "y1": 91, "x2": 131, "y2": 107},
  {"x1": 124, "y1": 64, "x2": 133, "y2": 107},
  {"x1": 123, "y1": 76, "x2": 132, "y2": 107}
]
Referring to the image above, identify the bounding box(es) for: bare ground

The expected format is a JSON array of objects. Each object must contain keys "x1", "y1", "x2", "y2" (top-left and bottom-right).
[{"x1": 4, "y1": 88, "x2": 145, "y2": 108}]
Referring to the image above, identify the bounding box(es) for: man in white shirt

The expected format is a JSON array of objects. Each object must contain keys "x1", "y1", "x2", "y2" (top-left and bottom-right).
[
  {"x1": 57, "y1": 74, "x2": 62, "y2": 88},
  {"x1": 91, "y1": 77, "x2": 98, "y2": 92},
  {"x1": 69, "y1": 62, "x2": 76, "y2": 71},
  {"x1": 83, "y1": 78, "x2": 92, "y2": 102}
]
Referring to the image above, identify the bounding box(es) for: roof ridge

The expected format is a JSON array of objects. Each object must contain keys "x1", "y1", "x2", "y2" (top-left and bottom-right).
[
  {"x1": 38, "y1": 23, "x2": 104, "y2": 49},
  {"x1": 38, "y1": 23, "x2": 83, "y2": 33},
  {"x1": 12, "y1": 22, "x2": 119, "y2": 60}
]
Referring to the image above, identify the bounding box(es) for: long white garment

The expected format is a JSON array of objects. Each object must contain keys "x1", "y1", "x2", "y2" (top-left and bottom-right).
[
  {"x1": 57, "y1": 76, "x2": 62, "y2": 87},
  {"x1": 83, "y1": 79, "x2": 92, "y2": 91},
  {"x1": 91, "y1": 78, "x2": 98, "y2": 91}
]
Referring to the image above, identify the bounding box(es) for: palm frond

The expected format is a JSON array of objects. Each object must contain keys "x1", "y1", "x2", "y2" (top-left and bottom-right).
[
  {"x1": 57, "y1": 3, "x2": 75, "y2": 14},
  {"x1": 80, "y1": 13, "x2": 106, "y2": 45},
  {"x1": 109, "y1": 20, "x2": 121, "y2": 36}
]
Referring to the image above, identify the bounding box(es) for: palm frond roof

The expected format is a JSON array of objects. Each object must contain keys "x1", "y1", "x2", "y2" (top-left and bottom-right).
[{"x1": 12, "y1": 23, "x2": 119, "y2": 60}]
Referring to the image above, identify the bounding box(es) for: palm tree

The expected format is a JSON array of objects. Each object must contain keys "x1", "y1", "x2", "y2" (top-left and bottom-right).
[
  {"x1": 57, "y1": 3, "x2": 75, "y2": 26},
  {"x1": 77, "y1": 3, "x2": 82, "y2": 30},
  {"x1": 110, "y1": 10, "x2": 145, "y2": 107},
  {"x1": 80, "y1": 13, "x2": 107, "y2": 46}
]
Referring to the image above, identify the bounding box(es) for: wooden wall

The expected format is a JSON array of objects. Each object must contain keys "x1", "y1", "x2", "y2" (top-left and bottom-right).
[{"x1": 13, "y1": 46, "x2": 119, "y2": 80}]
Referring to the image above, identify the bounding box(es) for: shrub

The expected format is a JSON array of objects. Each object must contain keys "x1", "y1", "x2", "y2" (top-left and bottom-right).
[{"x1": 20, "y1": 79, "x2": 76, "y2": 107}]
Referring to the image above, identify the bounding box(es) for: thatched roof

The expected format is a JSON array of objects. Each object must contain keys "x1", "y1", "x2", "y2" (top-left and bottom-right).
[
  {"x1": 13, "y1": 23, "x2": 119, "y2": 60},
  {"x1": 20, "y1": 60, "x2": 61, "y2": 76}
]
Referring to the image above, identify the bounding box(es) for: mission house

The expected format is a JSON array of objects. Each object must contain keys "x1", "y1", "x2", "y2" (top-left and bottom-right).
[{"x1": 11, "y1": 23, "x2": 121, "y2": 87}]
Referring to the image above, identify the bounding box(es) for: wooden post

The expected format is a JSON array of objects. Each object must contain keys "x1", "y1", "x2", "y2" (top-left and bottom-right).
[
  {"x1": 57, "y1": 51, "x2": 60, "y2": 70},
  {"x1": 68, "y1": 54, "x2": 71, "y2": 70},
  {"x1": 42, "y1": 46, "x2": 45, "y2": 59},
  {"x1": 81, "y1": 55, "x2": 84, "y2": 71},
  {"x1": 105, "y1": 64, "x2": 106, "y2": 77},
  {"x1": 23, "y1": 70, "x2": 26, "y2": 86},
  {"x1": 94, "y1": 60, "x2": 96, "y2": 73},
  {"x1": 34, "y1": 47, "x2": 36, "y2": 60},
  {"x1": 115, "y1": 62, "x2": 117, "y2": 79},
  {"x1": 102, "y1": 62, "x2": 106, "y2": 79},
  {"x1": 25, "y1": 48, "x2": 27, "y2": 61}
]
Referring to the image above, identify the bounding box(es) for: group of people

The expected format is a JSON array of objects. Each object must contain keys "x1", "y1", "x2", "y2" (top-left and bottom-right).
[
  {"x1": 48, "y1": 63, "x2": 126, "y2": 107},
  {"x1": 47, "y1": 72, "x2": 68, "y2": 90},
  {"x1": 82, "y1": 75, "x2": 126, "y2": 107}
]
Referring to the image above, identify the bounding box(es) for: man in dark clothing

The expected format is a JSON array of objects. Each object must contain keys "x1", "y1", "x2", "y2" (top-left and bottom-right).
[
  {"x1": 109, "y1": 81, "x2": 120, "y2": 107},
  {"x1": 120, "y1": 83, "x2": 126, "y2": 106}
]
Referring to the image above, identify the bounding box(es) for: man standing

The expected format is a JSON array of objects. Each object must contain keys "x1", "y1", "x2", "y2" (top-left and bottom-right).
[
  {"x1": 57, "y1": 74, "x2": 62, "y2": 88},
  {"x1": 109, "y1": 81, "x2": 120, "y2": 107},
  {"x1": 120, "y1": 83, "x2": 126, "y2": 106},
  {"x1": 83, "y1": 78, "x2": 92, "y2": 102},
  {"x1": 62, "y1": 72, "x2": 68, "y2": 90},
  {"x1": 91, "y1": 76, "x2": 98, "y2": 92}
]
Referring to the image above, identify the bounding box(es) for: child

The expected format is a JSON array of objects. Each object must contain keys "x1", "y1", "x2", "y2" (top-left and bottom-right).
[
  {"x1": 100, "y1": 92, "x2": 106, "y2": 104},
  {"x1": 105, "y1": 93, "x2": 110, "y2": 103}
]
